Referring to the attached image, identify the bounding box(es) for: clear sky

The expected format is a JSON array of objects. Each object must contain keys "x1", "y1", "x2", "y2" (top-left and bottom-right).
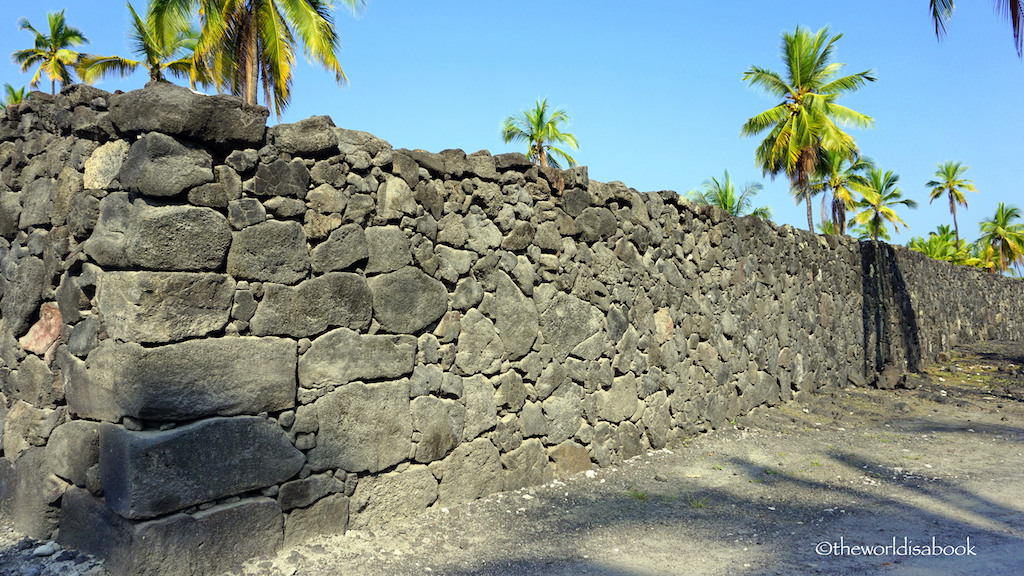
[{"x1": 2, "y1": 1, "x2": 1021, "y2": 245}]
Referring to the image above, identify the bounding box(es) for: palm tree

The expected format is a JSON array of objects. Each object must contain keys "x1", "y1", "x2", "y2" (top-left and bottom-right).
[
  {"x1": 2, "y1": 84, "x2": 26, "y2": 108},
  {"x1": 77, "y1": 2, "x2": 211, "y2": 88},
  {"x1": 978, "y1": 202, "x2": 1024, "y2": 273},
  {"x1": 811, "y1": 150, "x2": 873, "y2": 234},
  {"x1": 501, "y1": 98, "x2": 579, "y2": 169},
  {"x1": 850, "y1": 168, "x2": 918, "y2": 242},
  {"x1": 930, "y1": 0, "x2": 1024, "y2": 56},
  {"x1": 687, "y1": 170, "x2": 772, "y2": 220},
  {"x1": 12, "y1": 10, "x2": 89, "y2": 94},
  {"x1": 151, "y1": 0, "x2": 363, "y2": 115},
  {"x1": 926, "y1": 161, "x2": 978, "y2": 248},
  {"x1": 742, "y1": 26, "x2": 876, "y2": 231}
]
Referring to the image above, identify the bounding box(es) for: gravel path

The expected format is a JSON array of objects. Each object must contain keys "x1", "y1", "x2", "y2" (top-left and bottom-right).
[{"x1": 4, "y1": 342, "x2": 1023, "y2": 576}]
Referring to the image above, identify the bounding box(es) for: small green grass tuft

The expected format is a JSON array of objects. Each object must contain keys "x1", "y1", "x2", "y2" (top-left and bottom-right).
[{"x1": 627, "y1": 487, "x2": 650, "y2": 502}]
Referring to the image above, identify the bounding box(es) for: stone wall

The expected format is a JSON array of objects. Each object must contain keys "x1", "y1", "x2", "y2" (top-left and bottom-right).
[{"x1": 1, "y1": 83, "x2": 1022, "y2": 576}]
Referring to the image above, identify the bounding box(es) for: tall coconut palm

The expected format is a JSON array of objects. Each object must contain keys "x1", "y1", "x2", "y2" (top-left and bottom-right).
[
  {"x1": 501, "y1": 98, "x2": 579, "y2": 169},
  {"x1": 11, "y1": 10, "x2": 89, "y2": 94},
  {"x1": 850, "y1": 168, "x2": 918, "y2": 242},
  {"x1": 687, "y1": 170, "x2": 772, "y2": 220},
  {"x1": 811, "y1": 150, "x2": 873, "y2": 234},
  {"x1": 2, "y1": 84, "x2": 26, "y2": 108},
  {"x1": 77, "y1": 2, "x2": 211, "y2": 88},
  {"x1": 930, "y1": 0, "x2": 1024, "y2": 56},
  {"x1": 978, "y1": 202, "x2": 1024, "y2": 273},
  {"x1": 926, "y1": 161, "x2": 978, "y2": 248},
  {"x1": 151, "y1": 0, "x2": 363, "y2": 115},
  {"x1": 742, "y1": 26, "x2": 876, "y2": 231}
]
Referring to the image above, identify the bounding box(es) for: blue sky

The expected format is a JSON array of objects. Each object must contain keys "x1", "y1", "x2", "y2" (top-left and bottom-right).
[{"x1": 2, "y1": 1, "x2": 1021, "y2": 244}]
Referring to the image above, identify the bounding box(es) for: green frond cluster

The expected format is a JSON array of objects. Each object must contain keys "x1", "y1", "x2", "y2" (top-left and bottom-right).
[
  {"x1": 501, "y1": 98, "x2": 579, "y2": 169},
  {"x1": 742, "y1": 25, "x2": 875, "y2": 231},
  {"x1": 686, "y1": 170, "x2": 772, "y2": 220},
  {"x1": 13, "y1": 10, "x2": 90, "y2": 94}
]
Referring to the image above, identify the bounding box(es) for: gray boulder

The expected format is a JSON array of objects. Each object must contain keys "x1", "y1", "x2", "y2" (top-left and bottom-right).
[
  {"x1": 310, "y1": 223, "x2": 368, "y2": 273},
  {"x1": 124, "y1": 205, "x2": 232, "y2": 270},
  {"x1": 108, "y1": 82, "x2": 268, "y2": 149},
  {"x1": 349, "y1": 465, "x2": 437, "y2": 528},
  {"x1": 227, "y1": 220, "x2": 310, "y2": 283},
  {"x1": 430, "y1": 438, "x2": 502, "y2": 506},
  {"x1": 298, "y1": 327, "x2": 416, "y2": 388},
  {"x1": 368, "y1": 266, "x2": 448, "y2": 334},
  {"x1": 539, "y1": 292, "x2": 604, "y2": 361},
  {"x1": 307, "y1": 380, "x2": 412, "y2": 473},
  {"x1": 118, "y1": 132, "x2": 213, "y2": 198},
  {"x1": 100, "y1": 416, "x2": 303, "y2": 519},
  {"x1": 250, "y1": 273, "x2": 372, "y2": 338},
  {"x1": 502, "y1": 439, "x2": 553, "y2": 491},
  {"x1": 269, "y1": 115, "x2": 338, "y2": 157},
  {"x1": 65, "y1": 337, "x2": 297, "y2": 422},
  {"x1": 96, "y1": 272, "x2": 234, "y2": 343},
  {"x1": 59, "y1": 488, "x2": 284, "y2": 576},
  {"x1": 255, "y1": 158, "x2": 310, "y2": 197}
]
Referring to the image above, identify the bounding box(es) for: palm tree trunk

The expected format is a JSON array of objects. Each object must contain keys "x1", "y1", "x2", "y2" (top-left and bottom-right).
[
  {"x1": 805, "y1": 187, "x2": 814, "y2": 231},
  {"x1": 951, "y1": 201, "x2": 960, "y2": 248}
]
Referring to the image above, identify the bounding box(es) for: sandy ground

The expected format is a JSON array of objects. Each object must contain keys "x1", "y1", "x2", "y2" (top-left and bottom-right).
[{"x1": 3, "y1": 341, "x2": 1023, "y2": 576}]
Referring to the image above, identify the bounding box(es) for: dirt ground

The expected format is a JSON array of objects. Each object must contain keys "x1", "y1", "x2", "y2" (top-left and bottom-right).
[{"x1": 4, "y1": 341, "x2": 1024, "y2": 576}]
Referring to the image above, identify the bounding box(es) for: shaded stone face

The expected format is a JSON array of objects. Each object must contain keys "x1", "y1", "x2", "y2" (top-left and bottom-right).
[
  {"x1": 99, "y1": 417, "x2": 303, "y2": 520},
  {"x1": 65, "y1": 338, "x2": 297, "y2": 422}
]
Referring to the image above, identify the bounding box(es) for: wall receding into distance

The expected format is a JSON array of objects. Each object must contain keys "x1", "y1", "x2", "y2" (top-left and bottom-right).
[{"x1": 1, "y1": 83, "x2": 1021, "y2": 576}]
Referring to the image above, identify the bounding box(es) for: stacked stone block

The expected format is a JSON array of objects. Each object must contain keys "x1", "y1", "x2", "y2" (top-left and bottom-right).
[{"x1": 1, "y1": 82, "x2": 1022, "y2": 576}]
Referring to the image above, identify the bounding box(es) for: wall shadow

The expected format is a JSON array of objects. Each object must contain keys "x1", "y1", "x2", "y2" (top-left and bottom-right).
[{"x1": 861, "y1": 241, "x2": 922, "y2": 379}]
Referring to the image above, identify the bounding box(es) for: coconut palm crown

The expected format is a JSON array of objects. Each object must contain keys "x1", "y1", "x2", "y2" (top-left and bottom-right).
[
  {"x1": 77, "y1": 2, "x2": 211, "y2": 88},
  {"x1": 926, "y1": 160, "x2": 978, "y2": 248},
  {"x1": 501, "y1": 98, "x2": 579, "y2": 169},
  {"x1": 742, "y1": 25, "x2": 876, "y2": 231},
  {"x1": 2, "y1": 84, "x2": 27, "y2": 108},
  {"x1": 687, "y1": 170, "x2": 772, "y2": 220},
  {"x1": 850, "y1": 167, "x2": 918, "y2": 242},
  {"x1": 811, "y1": 150, "x2": 873, "y2": 235},
  {"x1": 150, "y1": 0, "x2": 364, "y2": 115},
  {"x1": 978, "y1": 202, "x2": 1024, "y2": 274},
  {"x1": 12, "y1": 10, "x2": 89, "y2": 94}
]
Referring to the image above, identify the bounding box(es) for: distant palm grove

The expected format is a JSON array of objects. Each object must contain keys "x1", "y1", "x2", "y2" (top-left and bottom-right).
[{"x1": 5, "y1": 2, "x2": 1022, "y2": 274}]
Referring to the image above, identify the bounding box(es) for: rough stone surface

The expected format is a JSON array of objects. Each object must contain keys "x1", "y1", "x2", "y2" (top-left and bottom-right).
[
  {"x1": 227, "y1": 220, "x2": 310, "y2": 283},
  {"x1": 108, "y1": 82, "x2": 268, "y2": 149},
  {"x1": 539, "y1": 292, "x2": 604, "y2": 361},
  {"x1": 124, "y1": 205, "x2": 232, "y2": 270},
  {"x1": 100, "y1": 416, "x2": 303, "y2": 519},
  {"x1": 59, "y1": 488, "x2": 284, "y2": 576},
  {"x1": 269, "y1": 115, "x2": 337, "y2": 157},
  {"x1": 368, "y1": 266, "x2": 449, "y2": 334},
  {"x1": 118, "y1": 132, "x2": 213, "y2": 197},
  {"x1": 431, "y1": 438, "x2": 502, "y2": 506},
  {"x1": 284, "y1": 493, "x2": 349, "y2": 547},
  {"x1": 350, "y1": 465, "x2": 437, "y2": 528},
  {"x1": 299, "y1": 328, "x2": 416, "y2": 389},
  {"x1": 96, "y1": 272, "x2": 234, "y2": 343},
  {"x1": 310, "y1": 223, "x2": 368, "y2": 273},
  {"x1": 250, "y1": 273, "x2": 372, "y2": 337},
  {"x1": 83, "y1": 140, "x2": 129, "y2": 189},
  {"x1": 307, "y1": 380, "x2": 413, "y2": 473},
  {"x1": 66, "y1": 338, "x2": 297, "y2": 421}
]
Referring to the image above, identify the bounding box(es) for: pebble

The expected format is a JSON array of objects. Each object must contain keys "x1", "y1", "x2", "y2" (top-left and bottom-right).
[
  {"x1": 32, "y1": 542, "x2": 59, "y2": 557},
  {"x1": 654, "y1": 473, "x2": 668, "y2": 482}
]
